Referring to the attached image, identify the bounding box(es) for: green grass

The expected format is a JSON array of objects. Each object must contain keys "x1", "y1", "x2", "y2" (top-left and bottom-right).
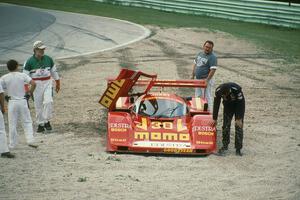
[{"x1": 1, "y1": 0, "x2": 300, "y2": 62}]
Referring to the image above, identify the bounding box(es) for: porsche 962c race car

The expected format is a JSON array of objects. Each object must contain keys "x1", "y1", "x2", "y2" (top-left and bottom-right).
[{"x1": 99, "y1": 69, "x2": 216, "y2": 155}]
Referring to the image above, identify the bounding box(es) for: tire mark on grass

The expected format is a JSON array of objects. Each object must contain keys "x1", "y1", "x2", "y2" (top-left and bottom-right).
[
  {"x1": 151, "y1": 39, "x2": 192, "y2": 96},
  {"x1": 151, "y1": 39, "x2": 190, "y2": 79},
  {"x1": 57, "y1": 56, "x2": 90, "y2": 71},
  {"x1": 116, "y1": 47, "x2": 137, "y2": 70},
  {"x1": 56, "y1": 22, "x2": 118, "y2": 45},
  {"x1": 220, "y1": 64, "x2": 299, "y2": 93}
]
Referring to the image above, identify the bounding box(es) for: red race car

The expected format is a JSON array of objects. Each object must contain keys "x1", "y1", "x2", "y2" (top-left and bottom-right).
[{"x1": 99, "y1": 69, "x2": 216, "y2": 155}]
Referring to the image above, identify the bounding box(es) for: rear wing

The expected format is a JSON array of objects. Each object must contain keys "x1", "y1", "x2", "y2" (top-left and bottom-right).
[
  {"x1": 135, "y1": 79, "x2": 206, "y2": 88},
  {"x1": 99, "y1": 68, "x2": 207, "y2": 111},
  {"x1": 99, "y1": 69, "x2": 156, "y2": 110}
]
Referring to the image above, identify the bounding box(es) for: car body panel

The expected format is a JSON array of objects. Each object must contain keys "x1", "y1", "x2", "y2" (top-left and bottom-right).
[{"x1": 100, "y1": 69, "x2": 216, "y2": 155}]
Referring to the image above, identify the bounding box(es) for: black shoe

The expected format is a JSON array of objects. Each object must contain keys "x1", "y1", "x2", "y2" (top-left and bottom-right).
[
  {"x1": 1, "y1": 152, "x2": 15, "y2": 158},
  {"x1": 37, "y1": 125, "x2": 45, "y2": 133},
  {"x1": 28, "y1": 143, "x2": 39, "y2": 148},
  {"x1": 236, "y1": 149, "x2": 242, "y2": 156},
  {"x1": 218, "y1": 146, "x2": 228, "y2": 155},
  {"x1": 44, "y1": 122, "x2": 52, "y2": 131}
]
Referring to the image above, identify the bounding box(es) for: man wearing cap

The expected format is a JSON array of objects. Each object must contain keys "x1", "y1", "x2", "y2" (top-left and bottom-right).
[{"x1": 23, "y1": 41, "x2": 60, "y2": 133}]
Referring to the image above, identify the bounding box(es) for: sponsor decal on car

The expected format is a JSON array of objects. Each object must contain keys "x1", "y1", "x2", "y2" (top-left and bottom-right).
[
  {"x1": 134, "y1": 132, "x2": 190, "y2": 141},
  {"x1": 163, "y1": 148, "x2": 193, "y2": 153},
  {"x1": 135, "y1": 118, "x2": 187, "y2": 131},
  {"x1": 196, "y1": 141, "x2": 213, "y2": 145},
  {"x1": 109, "y1": 123, "x2": 131, "y2": 132},
  {"x1": 100, "y1": 79, "x2": 125, "y2": 108},
  {"x1": 197, "y1": 131, "x2": 214, "y2": 136},
  {"x1": 133, "y1": 141, "x2": 191, "y2": 148},
  {"x1": 111, "y1": 138, "x2": 127, "y2": 142},
  {"x1": 192, "y1": 126, "x2": 215, "y2": 132}
]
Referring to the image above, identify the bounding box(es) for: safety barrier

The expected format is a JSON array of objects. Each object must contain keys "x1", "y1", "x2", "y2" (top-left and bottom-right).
[{"x1": 95, "y1": 0, "x2": 300, "y2": 28}]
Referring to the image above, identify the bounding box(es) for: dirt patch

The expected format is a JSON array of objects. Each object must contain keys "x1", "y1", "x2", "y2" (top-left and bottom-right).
[{"x1": 0, "y1": 26, "x2": 299, "y2": 200}]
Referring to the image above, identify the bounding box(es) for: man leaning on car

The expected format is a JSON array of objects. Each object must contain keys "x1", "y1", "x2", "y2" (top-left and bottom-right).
[{"x1": 212, "y1": 82, "x2": 245, "y2": 156}]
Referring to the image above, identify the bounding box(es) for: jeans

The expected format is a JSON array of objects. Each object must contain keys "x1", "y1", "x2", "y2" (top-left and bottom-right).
[
  {"x1": 222, "y1": 99, "x2": 245, "y2": 150},
  {"x1": 195, "y1": 79, "x2": 214, "y2": 111}
]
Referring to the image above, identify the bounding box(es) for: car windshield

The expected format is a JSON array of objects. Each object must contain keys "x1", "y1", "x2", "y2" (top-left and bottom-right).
[{"x1": 136, "y1": 98, "x2": 187, "y2": 118}]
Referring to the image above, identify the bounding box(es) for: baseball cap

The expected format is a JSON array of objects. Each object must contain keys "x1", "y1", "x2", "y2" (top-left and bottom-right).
[{"x1": 33, "y1": 41, "x2": 46, "y2": 49}]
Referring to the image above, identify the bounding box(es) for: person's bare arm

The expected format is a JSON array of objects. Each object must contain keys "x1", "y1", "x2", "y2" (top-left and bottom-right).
[
  {"x1": 55, "y1": 80, "x2": 60, "y2": 93},
  {"x1": 191, "y1": 63, "x2": 196, "y2": 79},
  {"x1": 207, "y1": 69, "x2": 216, "y2": 81},
  {"x1": 29, "y1": 80, "x2": 36, "y2": 94}
]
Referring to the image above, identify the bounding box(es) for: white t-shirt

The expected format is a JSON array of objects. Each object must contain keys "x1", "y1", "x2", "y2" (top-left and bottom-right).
[{"x1": 0, "y1": 72, "x2": 32, "y2": 100}]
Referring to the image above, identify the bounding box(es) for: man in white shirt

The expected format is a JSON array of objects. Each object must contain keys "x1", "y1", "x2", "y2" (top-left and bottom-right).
[
  {"x1": 0, "y1": 83, "x2": 15, "y2": 158},
  {"x1": 1, "y1": 59, "x2": 38, "y2": 149}
]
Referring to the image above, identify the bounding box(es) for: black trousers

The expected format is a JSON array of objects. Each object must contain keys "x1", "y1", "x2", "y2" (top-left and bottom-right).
[{"x1": 222, "y1": 99, "x2": 245, "y2": 150}]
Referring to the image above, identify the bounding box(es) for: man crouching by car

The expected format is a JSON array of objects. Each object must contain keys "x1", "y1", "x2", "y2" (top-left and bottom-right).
[{"x1": 212, "y1": 82, "x2": 245, "y2": 156}]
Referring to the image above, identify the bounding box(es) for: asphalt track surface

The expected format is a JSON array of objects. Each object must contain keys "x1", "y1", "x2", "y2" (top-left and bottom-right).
[{"x1": 0, "y1": 3, "x2": 150, "y2": 66}]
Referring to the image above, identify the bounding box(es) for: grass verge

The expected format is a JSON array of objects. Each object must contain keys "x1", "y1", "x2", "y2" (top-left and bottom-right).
[{"x1": 1, "y1": 0, "x2": 300, "y2": 62}]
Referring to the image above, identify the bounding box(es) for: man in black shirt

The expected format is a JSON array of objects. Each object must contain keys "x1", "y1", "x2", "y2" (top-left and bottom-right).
[{"x1": 212, "y1": 82, "x2": 245, "y2": 156}]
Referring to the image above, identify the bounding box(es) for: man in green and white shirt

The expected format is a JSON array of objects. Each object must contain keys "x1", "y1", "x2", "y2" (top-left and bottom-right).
[{"x1": 23, "y1": 41, "x2": 61, "y2": 133}]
